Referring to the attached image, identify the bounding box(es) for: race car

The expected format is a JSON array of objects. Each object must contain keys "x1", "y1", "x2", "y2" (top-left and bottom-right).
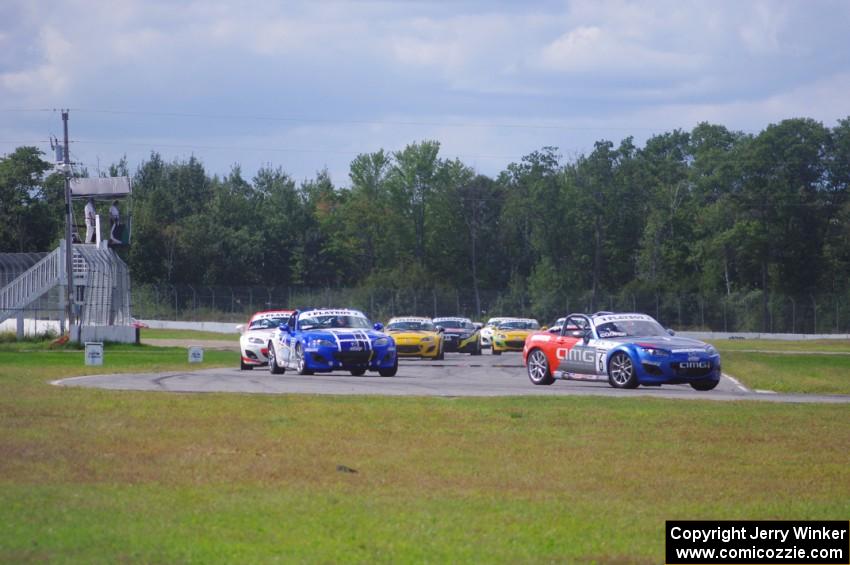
[
  {"x1": 432, "y1": 316, "x2": 482, "y2": 355},
  {"x1": 490, "y1": 317, "x2": 540, "y2": 355},
  {"x1": 385, "y1": 316, "x2": 444, "y2": 360},
  {"x1": 522, "y1": 312, "x2": 721, "y2": 390},
  {"x1": 267, "y1": 308, "x2": 398, "y2": 376},
  {"x1": 479, "y1": 317, "x2": 509, "y2": 348},
  {"x1": 237, "y1": 309, "x2": 294, "y2": 370},
  {"x1": 545, "y1": 317, "x2": 566, "y2": 334}
]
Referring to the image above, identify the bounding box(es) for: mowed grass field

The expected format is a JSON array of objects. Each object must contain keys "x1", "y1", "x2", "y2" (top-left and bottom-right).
[
  {"x1": 1, "y1": 339, "x2": 849, "y2": 562},
  {"x1": 708, "y1": 339, "x2": 850, "y2": 395},
  {"x1": 140, "y1": 328, "x2": 240, "y2": 341}
]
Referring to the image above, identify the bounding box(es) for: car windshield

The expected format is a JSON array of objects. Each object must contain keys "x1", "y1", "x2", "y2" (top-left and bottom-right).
[
  {"x1": 595, "y1": 319, "x2": 667, "y2": 338},
  {"x1": 388, "y1": 321, "x2": 436, "y2": 331},
  {"x1": 299, "y1": 313, "x2": 371, "y2": 330},
  {"x1": 434, "y1": 319, "x2": 472, "y2": 329},
  {"x1": 498, "y1": 320, "x2": 539, "y2": 330},
  {"x1": 248, "y1": 316, "x2": 288, "y2": 330}
]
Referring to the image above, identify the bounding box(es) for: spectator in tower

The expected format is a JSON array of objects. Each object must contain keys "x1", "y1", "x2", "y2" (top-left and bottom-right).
[
  {"x1": 109, "y1": 200, "x2": 122, "y2": 244},
  {"x1": 84, "y1": 197, "x2": 96, "y2": 243}
]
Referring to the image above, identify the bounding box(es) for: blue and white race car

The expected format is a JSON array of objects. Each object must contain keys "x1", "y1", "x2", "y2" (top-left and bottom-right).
[
  {"x1": 267, "y1": 308, "x2": 398, "y2": 376},
  {"x1": 522, "y1": 312, "x2": 721, "y2": 390}
]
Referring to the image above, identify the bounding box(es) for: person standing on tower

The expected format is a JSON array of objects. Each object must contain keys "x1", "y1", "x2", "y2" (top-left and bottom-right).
[
  {"x1": 84, "y1": 197, "x2": 96, "y2": 243},
  {"x1": 109, "y1": 199, "x2": 122, "y2": 244}
]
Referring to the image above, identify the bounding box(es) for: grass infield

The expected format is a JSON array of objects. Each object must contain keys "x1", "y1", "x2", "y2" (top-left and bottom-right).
[
  {"x1": 710, "y1": 338, "x2": 850, "y2": 354},
  {"x1": 1, "y1": 340, "x2": 848, "y2": 562},
  {"x1": 707, "y1": 339, "x2": 850, "y2": 395},
  {"x1": 140, "y1": 328, "x2": 240, "y2": 341}
]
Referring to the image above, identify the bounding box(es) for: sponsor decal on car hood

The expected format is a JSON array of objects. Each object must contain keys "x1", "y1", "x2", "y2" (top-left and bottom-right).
[{"x1": 608, "y1": 335, "x2": 714, "y2": 352}]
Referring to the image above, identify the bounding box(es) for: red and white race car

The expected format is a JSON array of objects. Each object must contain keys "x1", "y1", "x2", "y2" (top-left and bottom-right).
[{"x1": 237, "y1": 309, "x2": 294, "y2": 370}]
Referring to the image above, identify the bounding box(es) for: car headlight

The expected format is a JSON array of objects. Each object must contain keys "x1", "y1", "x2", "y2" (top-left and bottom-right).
[
  {"x1": 421, "y1": 336, "x2": 434, "y2": 343},
  {"x1": 373, "y1": 338, "x2": 389, "y2": 347},
  {"x1": 248, "y1": 337, "x2": 264, "y2": 345},
  {"x1": 705, "y1": 344, "x2": 718, "y2": 355},
  {"x1": 497, "y1": 334, "x2": 506, "y2": 339},
  {"x1": 458, "y1": 333, "x2": 471, "y2": 339},
  {"x1": 641, "y1": 346, "x2": 670, "y2": 357},
  {"x1": 309, "y1": 339, "x2": 335, "y2": 348}
]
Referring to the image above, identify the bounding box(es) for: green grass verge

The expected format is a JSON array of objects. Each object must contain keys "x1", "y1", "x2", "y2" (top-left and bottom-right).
[
  {"x1": 1, "y1": 341, "x2": 849, "y2": 563},
  {"x1": 704, "y1": 339, "x2": 850, "y2": 394},
  {"x1": 709, "y1": 338, "x2": 850, "y2": 353},
  {"x1": 721, "y1": 351, "x2": 850, "y2": 395},
  {"x1": 140, "y1": 328, "x2": 239, "y2": 341}
]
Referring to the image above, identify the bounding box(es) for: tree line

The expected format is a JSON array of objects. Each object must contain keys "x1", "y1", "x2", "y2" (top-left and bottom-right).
[{"x1": 2, "y1": 117, "x2": 849, "y2": 328}]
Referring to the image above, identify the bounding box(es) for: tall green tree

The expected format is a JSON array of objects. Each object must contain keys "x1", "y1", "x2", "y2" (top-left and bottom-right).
[{"x1": 0, "y1": 147, "x2": 63, "y2": 252}]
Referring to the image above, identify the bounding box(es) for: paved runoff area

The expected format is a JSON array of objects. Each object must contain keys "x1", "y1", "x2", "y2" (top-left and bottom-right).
[{"x1": 53, "y1": 352, "x2": 850, "y2": 404}]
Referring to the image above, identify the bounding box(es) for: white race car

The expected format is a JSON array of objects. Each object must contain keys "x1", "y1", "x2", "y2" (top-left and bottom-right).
[
  {"x1": 238, "y1": 309, "x2": 294, "y2": 370},
  {"x1": 480, "y1": 317, "x2": 510, "y2": 348}
]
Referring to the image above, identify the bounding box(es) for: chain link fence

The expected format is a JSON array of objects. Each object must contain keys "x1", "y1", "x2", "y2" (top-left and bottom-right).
[{"x1": 131, "y1": 283, "x2": 850, "y2": 334}]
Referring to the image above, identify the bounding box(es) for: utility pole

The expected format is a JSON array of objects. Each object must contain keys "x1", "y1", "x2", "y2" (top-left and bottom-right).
[{"x1": 62, "y1": 109, "x2": 75, "y2": 342}]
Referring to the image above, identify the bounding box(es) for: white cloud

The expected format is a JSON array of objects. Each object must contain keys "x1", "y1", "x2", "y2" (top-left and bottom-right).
[
  {"x1": 538, "y1": 24, "x2": 701, "y2": 74},
  {"x1": 1, "y1": 25, "x2": 73, "y2": 98},
  {"x1": 603, "y1": 71, "x2": 850, "y2": 136},
  {"x1": 737, "y1": 1, "x2": 788, "y2": 55},
  {"x1": 2, "y1": 0, "x2": 849, "y2": 182}
]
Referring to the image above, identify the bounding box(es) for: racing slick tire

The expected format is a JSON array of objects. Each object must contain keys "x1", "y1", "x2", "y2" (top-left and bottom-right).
[
  {"x1": 491, "y1": 345, "x2": 501, "y2": 355},
  {"x1": 267, "y1": 343, "x2": 285, "y2": 375},
  {"x1": 349, "y1": 367, "x2": 367, "y2": 376},
  {"x1": 526, "y1": 348, "x2": 554, "y2": 386},
  {"x1": 471, "y1": 340, "x2": 481, "y2": 355},
  {"x1": 608, "y1": 351, "x2": 639, "y2": 389},
  {"x1": 295, "y1": 344, "x2": 314, "y2": 375},
  {"x1": 434, "y1": 344, "x2": 444, "y2": 361},
  {"x1": 240, "y1": 358, "x2": 253, "y2": 371},
  {"x1": 690, "y1": 379, "x2": 719, "y2": 391},
  {"x1": 378, "y1": 358, "x2": 398, "y2": 377}
]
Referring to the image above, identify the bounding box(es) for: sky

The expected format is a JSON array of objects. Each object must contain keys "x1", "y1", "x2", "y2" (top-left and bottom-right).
[{"x1": 2, "y1": 0, "x2": 850, "y2": 186}]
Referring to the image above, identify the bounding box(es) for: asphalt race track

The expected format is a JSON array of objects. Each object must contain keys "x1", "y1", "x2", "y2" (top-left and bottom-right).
[{"x1": 53, "y1": 352, "x2": 850, "y2": 404}]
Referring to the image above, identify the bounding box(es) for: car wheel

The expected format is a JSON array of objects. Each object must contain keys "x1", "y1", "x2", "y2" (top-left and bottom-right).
[
  {"x1": 349, "y1": 367, "x2": 367, "y2": 376},
  {"x1": 295, "y1": 345, "x2": 313, "y2": 375},
  {"x1": 379, "y1": 357, "x2": 398, "y2": 377},
  {"x1": 435, "y1": 344, "x2": 444, "y2": 361},
  {"x1": 471, "y1": 339, "x2": 481, "y2": 356},
  {"x1": 268, "y1": 343, "x2": 284, "y2": 374},
  {"x1": 608, "y1": 351, "x2": 638, "y2": 389},
  {"x1": 691, "y1": 380, "x2": 718, "y2": 391},
  {"x1": 492, "y1": 345, "x2": 501, "y2": 355},
  {"x1": 240, "y1": 358, "x2": 253, "y2": 371},
  {"x1": 527, "y1": 348, "x2": 554, "y2": 385}
]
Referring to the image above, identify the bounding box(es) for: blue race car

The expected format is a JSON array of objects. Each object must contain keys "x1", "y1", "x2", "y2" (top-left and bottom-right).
[
  {"x1": 267, "y1": 308, "x2": 398, "y2": 376},
  {"x1": 523, "y1": 312, "x2": 721, "y2": 390}
]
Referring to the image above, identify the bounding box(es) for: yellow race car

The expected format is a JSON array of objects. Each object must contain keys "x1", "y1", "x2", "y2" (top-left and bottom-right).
[
  {"x1": 385, "y1": 316, "x2": 444, "y2": 360},
  {"x1": 491, "y1": 317, "x2": 540, "y2": 355}
]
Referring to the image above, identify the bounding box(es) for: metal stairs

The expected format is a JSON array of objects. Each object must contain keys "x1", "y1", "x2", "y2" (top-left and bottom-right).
[
  {"x1": 0, "y1": 247, "x2": 64, "y2": 325},
  {"x1": 0, "y1": 243, "x2": 130, "y2": 327}
]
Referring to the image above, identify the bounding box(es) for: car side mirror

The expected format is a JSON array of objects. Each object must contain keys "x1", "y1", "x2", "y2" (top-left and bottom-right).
[
  {"x1": 473, "y1": 322, "x2": 483, "y2": 330},
  {"x1": 667, "y1": 328, "x2": 676, "y2": 336},
  {"x1": 436, "y1": 325, "x2": 444, "y2": 333},
  {"x1": 374, "y1": 322, "x2": 384, "y2": 331},
  {"x1": 569, "y1": 330, "x2": 584, "y2": 338},
  {"x1": 235, "y1": 324, "x2": 244, "y2": 333}
]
